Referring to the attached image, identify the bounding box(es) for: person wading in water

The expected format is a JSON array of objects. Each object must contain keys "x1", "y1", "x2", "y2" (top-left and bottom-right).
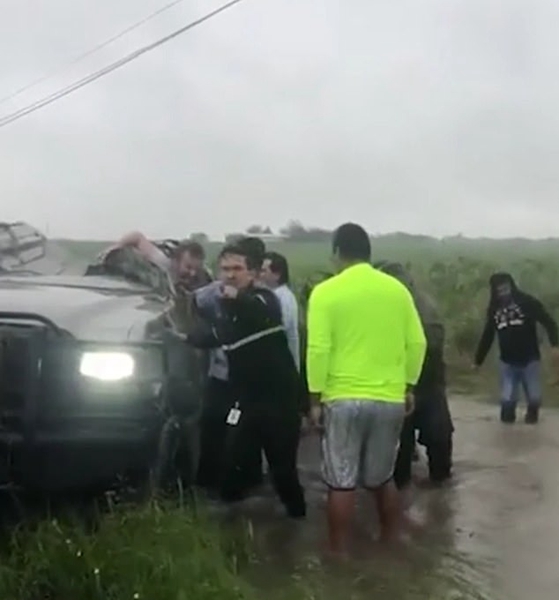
[
  {"x1": 306, "y1": 224, "x2": 426, "y2": 555},
  {"x1": 473, "y1": 272, "x2": 559, "y2": 424}
]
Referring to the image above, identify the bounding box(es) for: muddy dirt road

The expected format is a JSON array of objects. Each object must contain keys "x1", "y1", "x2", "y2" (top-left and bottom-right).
[{"x1": 222, "y1": 395, "x2": 559, "y2": 600}]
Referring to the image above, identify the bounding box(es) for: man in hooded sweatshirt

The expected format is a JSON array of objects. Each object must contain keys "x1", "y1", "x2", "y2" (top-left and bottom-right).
[
  {"x1": 473, "y1": 272, "x2": 559, "y2": 424},
  {"x1": 375, "y1": 261, "x2": 454, "y2": 488}
]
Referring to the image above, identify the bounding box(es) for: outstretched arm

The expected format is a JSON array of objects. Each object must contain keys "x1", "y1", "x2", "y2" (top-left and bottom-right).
[
  {"x1": 187, "y1": 287, "x2": 281, "y2": 350},
  {"x1": 186, "y1": 320, "x2": 223, "y2": 349},
  {"x1": 474, "y1": 316, "x2": 495, "y2": 366},
  {"x1": 109, "y1": 231, "x2": 169, "y2": 269},
  {"x1": 232, "y1": 287, "x2": 283, "y2": 330},
  {"x1": 532, "y1": 298, "x2": 559, "y2": 347}
]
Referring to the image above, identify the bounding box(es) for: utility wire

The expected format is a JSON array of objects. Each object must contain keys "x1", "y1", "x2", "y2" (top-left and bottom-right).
[
  {"x1": 0, "y1": 0, "x2": 190, "y2": 107},
  {"x1": 0, "y1": 0, "x2": 247, "y2": 130}
]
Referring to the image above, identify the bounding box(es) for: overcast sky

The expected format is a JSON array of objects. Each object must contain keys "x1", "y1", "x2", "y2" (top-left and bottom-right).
[{"x1": 1, "y1": 0, "x2": 559, "y2": 240}]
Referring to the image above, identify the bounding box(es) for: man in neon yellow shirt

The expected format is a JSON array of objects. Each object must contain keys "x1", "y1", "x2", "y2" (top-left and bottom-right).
[{"x1": 306, "y1": 223, "x2": 427, "y2": 554}]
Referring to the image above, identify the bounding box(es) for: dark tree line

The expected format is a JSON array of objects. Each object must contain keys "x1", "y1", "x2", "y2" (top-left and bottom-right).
[
  {"x1": 190, "y1": 222, "x2": 334, "y2": 243},
  {"x1": 192, "y1": 223, "x2": 439, "y2": 244}
]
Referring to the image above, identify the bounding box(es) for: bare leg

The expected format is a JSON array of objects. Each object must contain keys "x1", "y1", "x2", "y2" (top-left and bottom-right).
[
  {"x1": 372, "y1": 479, "x2": 402, "y2": 543},
  {"x1": 327, "y1": 488, "x2": 355, "y2": 555}
]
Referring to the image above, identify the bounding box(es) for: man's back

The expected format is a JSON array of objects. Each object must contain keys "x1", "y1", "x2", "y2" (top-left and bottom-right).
[
  {"x1": 307, "y1": 263, "x2": 426, "y2": 402},
  {"x1": 306, "y1": 224, "x2": 427, "y2": 552}
]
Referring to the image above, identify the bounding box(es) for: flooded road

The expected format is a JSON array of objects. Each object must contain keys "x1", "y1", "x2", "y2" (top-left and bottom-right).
[{"x1": 219, "y1": 395, "x2": 559, "y2": 600}]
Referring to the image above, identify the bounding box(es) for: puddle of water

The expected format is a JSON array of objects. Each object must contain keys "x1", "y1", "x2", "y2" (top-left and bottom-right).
[
  {"x1": 1, "y1": 396, "x2": 554, "y2": 600},
  {"x1": 213, "y1": 398, "x2": 559, "y2": 600}
]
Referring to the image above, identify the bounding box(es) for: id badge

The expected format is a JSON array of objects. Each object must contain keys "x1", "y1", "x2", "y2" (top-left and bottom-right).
[{"x1": 226, "y1": 403, "x2": 242, "y2": 426}]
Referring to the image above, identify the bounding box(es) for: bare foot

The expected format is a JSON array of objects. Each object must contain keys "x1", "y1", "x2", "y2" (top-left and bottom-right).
[
  {"x1": 377, "y1": 510, "x2": 424, "y2": 545},
  {"x1": 400, "y1": 509, "x2": 428, "y2": 540},
  {"x1": 379, "y1": 529, "x2": 402, "y2": 544},
  {"x1": 379, "y1": 517, "x2": 412, "y2": 544},
  {"x1": 321, "y1": 543, "x2": 350, "y2": 563}
]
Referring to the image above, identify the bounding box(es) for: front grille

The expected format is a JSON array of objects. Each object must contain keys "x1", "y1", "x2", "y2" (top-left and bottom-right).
[{"x1": 0, "y1": 322, "x2": 42, "y2": 434}]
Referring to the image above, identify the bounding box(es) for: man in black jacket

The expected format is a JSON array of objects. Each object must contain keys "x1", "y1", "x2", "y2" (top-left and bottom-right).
[
  {"x1": 194, "y1": 236, "x2": 267, "y2": 495},
  {"x1": 185, "y1": 243, "x2": 306, "y2": 518},
  {"x1": 473, "y1": 272, "x2": 559, "y2": 424}
]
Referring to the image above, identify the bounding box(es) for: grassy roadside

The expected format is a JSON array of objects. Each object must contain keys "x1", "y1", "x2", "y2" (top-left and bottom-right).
[
  {"x1": 0, "y1": 497, "x2": 498, "y2": 600},
  {"x1": 0, "y1": 501, "x2": 260, "y2": 600}
]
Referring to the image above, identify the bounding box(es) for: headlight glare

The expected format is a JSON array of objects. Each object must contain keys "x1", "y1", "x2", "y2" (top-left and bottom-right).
[{"x1": 79, "y1": 352, "x2": 135, "y2": 381}]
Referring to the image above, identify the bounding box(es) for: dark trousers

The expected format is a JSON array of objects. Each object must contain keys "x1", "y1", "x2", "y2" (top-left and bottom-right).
[
  {"x1": 394, "y1": 416, "x2": 453, "y2": 488},
  {"x1": 394, "y1": 348, "x2": 454, "y2": 489},
  {"x1": 197, "y1": 377, "x2": 263, "y2": 493},
  {"x1": 221, "y1": 404, "x2": 306, "y2": 517}
]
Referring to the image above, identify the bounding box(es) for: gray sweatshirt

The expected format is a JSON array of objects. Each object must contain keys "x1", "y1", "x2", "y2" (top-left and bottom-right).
[{"x1": 194, "y1": 281, "x2": 229, "y2": 380}]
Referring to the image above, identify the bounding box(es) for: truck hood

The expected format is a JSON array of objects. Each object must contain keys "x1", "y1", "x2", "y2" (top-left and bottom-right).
[{"x1": 0, "y1": 275, "x2": 169, "y2": 342}]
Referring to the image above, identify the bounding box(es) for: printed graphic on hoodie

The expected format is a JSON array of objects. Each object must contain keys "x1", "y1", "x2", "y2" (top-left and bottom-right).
[{"x1": 494, "y1": 303, "x2": 525, "y2": 330}]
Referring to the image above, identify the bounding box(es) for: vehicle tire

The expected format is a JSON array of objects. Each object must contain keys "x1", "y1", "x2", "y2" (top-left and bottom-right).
[
  {"x1": 149, "y1": 416, "x2": 199, "y2": 502},
  {"x1": 150, "y1": 416, "x2": 182, "y2": 498},
  {"x1": 175, "y1": 418, "x2": 200, "y2": 490}
]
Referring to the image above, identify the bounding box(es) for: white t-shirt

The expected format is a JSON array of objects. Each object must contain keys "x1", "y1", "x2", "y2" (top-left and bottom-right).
[{"x1": 273, "y1": 284, "x2": 300, "y2": 370}]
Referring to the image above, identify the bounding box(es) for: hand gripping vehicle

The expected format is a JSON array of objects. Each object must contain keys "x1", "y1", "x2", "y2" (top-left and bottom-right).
[{"x1": 0, "y1": 222, "x2": 206, "y2": 495}]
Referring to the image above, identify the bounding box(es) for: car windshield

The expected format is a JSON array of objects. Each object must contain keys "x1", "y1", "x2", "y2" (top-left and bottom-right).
[
  {"x1": 0, "y1": 222, "x2": 174, "y2": 298},
  {"x1": 0, "y1": 222, "x2": 73, "y2": 276},
  {"x1": 85, "y1": 246, "x2": 175, "y2": 298}
]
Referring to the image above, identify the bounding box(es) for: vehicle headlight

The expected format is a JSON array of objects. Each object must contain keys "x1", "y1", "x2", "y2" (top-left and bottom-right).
[{"x1": 79, "y1": 352, "x2": 135, "y2": 381}]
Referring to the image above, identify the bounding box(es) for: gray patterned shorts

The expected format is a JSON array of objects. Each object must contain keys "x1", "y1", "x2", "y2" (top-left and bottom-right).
[{"x1": 321, "y1": 399, "x2": 405, "y2": 490}]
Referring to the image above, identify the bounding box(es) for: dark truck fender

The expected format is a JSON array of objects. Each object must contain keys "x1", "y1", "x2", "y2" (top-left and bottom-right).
[{"x1": 152, "y1": 329, "x2": 206, "y2": 492}]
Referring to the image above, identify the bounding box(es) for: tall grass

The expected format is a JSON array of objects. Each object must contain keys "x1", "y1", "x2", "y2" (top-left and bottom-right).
[
  {"x1": 58, "y1": 236, "x2": 559, "y2": 399},
  {"x1": 0, "y1": 498, "x2": 501, "y2": 600},
  {"x1": 0, "y1": 501, "x2": 256, "y2": 600},
  {"x1": 59, "y1": 236, "x2": 559, "y2": 352}
]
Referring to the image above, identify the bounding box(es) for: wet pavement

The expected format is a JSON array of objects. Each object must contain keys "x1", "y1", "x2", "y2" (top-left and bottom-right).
[{"x1": 215, "y1": 395, "x2": 559, "y2": 600}]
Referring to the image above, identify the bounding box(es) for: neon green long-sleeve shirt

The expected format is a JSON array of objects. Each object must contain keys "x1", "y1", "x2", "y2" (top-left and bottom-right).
[{"x1": 306, "y1": 263, "x2": 427, "y2": 403}]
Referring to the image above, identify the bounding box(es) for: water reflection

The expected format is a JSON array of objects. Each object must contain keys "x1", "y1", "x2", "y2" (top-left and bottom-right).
[{"x1": 215, "y1": 397, "x2": 559, "y2": 600}]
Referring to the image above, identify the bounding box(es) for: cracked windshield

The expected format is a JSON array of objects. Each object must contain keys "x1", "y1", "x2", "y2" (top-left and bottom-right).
[{"x1": 0, "y1": 1, "x2": 558, "y2": 599}]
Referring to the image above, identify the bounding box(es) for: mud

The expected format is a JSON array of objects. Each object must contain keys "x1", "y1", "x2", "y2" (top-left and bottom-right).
[{"x1": 217, "y1": 395, "x2": 559, "y2": 600}]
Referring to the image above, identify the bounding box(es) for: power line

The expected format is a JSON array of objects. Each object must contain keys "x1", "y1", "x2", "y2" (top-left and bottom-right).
[
  {"x1": 0, "y1": 0, "x2": 190, "y2": 107},
  {"x1": 0, "y1": 0, "x2": 248, "y2": 130}
]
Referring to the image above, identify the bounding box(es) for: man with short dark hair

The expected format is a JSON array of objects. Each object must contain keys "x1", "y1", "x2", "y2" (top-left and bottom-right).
[
  {"x1": 186, "y1": 243, "x2": 306, "y2": 518},
  {"x1": 260, "y1": 251, "x2": 300, "y2": 369},
  {"x1": 194, "y1": 236, "x2": 267, "y2": 495},
  {"x1": 172, "y1": 240, "x2": 212, "y2": 292},
  {"x1": 306, "y1": 223, "x2": 426, "y2": 554}
]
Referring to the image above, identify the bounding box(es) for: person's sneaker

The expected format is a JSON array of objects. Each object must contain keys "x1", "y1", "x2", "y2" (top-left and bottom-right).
[
  {"x1": 500, "y1": 404, "x2": 516, "y2": 423},
  {"x1": 525, "y1": 406, "x2": 539, "y2": 424}
]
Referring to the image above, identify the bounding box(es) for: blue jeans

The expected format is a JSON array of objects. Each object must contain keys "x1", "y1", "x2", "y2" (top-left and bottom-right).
[{"x1": 499, "y1": 361, "x2": 542, "y2": 408}]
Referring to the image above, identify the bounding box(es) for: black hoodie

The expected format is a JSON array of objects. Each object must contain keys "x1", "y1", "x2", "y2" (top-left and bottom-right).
[{"x1": 474, "y1": 272, "x2": 558, "y2": 367}]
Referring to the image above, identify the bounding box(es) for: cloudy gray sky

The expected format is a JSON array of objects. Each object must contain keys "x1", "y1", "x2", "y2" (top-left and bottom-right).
[{"x1": 1, "y1": 0, "x2": 559, "y2": 240}]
